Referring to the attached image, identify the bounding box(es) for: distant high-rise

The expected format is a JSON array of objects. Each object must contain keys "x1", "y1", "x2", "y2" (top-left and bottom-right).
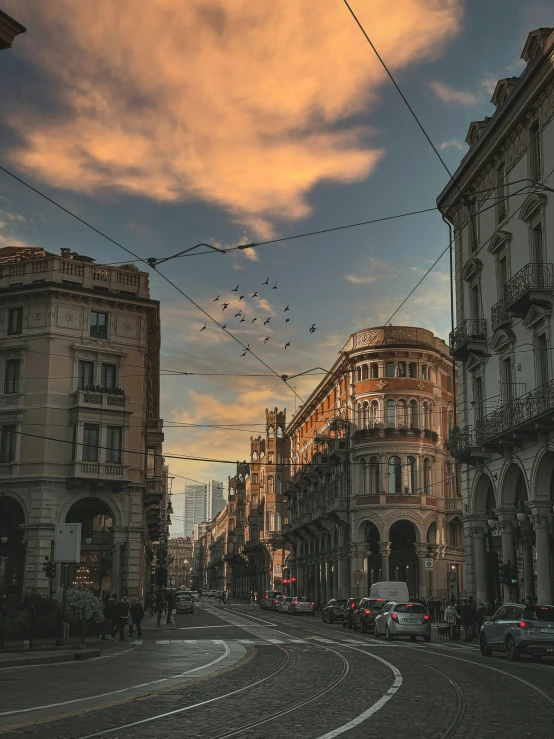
[
  {"x1": 206, "y1": 480, "x2": 226, "y2": 520},
  {"x1": 183, "y1": 483, "x2": 207, "y2": 537}
]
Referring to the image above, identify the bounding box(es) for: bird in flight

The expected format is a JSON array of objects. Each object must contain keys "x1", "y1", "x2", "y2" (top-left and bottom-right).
[
  {"x1": 235, "y1": 311, "x2": 242, "y2": 318},
  {"x1": 262, "y1": 278, "x2": 269, "y2": 285},
  {"x1": 200, "y1": 324, "x2": 206, "y2": 331},
  {"x1": 264, "y1": 337, "x2": 270, "y2": 344},
  {"x1": 239, "y1": 295, "x2": 245, "y2": 301},
  {"x1": 263, "y1": 318, "x2": 271, "y2": 325},
  {"x1": 240, "y1": 317, "x2": 246, "y2": 323},
  {"x1": 310, "y1": 324, "x2": 317, "y2": 333},
  {"x1": 285, "y1": 342, "x2": 291, "y2": 350},
  {"x1": 285, "y1": 318, "x2": 290, "y2": 323},
  {"x1": 213, "y1": 295, "x2": 219, "y2": 302},
  {"x1": 232, "y1": 285, "x2": 239, "y2": 292},
  {"x1": 252, "y1": 318, "x2": 257, "y2": 323},
  {"x1": 252, "y1": 292, "x2": 258, "y2": 298},
  {"x1": 284, "y1": 306, "x2": 289, "y2": 312},
  {"x1": 222, "y1": 302, "x2": 229, "y2": 311},
  {"x1": 272, "y1": 282, "x2": 278, "y2": 289}
]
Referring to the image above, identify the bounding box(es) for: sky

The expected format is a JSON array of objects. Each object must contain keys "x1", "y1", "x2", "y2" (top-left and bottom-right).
[{"x1": 1, "y1": 0, "x2": 552, "y2": 535}]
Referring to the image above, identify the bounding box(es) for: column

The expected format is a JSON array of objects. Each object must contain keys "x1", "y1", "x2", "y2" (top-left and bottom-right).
[
  {"x1": 472, "y1": 524, "x2": 488, "y2": 606},
  {"x1": 338, "y1": 554, "x2": 349, "y2": 599},
  {"x1": 320, "y1": 560, "x2": 327, "y2": 605},
  {"x1": 112, "y1": 544, "x2": 122, "y2": 596},
  {"x1": 430, "y1": 546, "x2": 439, "y2": 597},
  {"x1": 531, "y1": 507, "x2": 553, "y2": 605},
  {"x1": 314, "y1": 559, "x2": 321, "y2": 606},
  {"x1": 332, "y1": 559, "x2": 339, "y2": 598},
  {"x1": 522, "y1": 533, "x2": 535, "y2": 602},
  {"x1": 415, "y1": 545, "x2": 428, "y2": 599},
  {"x1": 498, "y1": 510, "x2": 517, "y2": 603},
  {"x1": 326, "y1": 559, "x2": 333, "y2": 600},
  {"x1": 379, "y1": 541, "x2": 391, "y2": 580}
]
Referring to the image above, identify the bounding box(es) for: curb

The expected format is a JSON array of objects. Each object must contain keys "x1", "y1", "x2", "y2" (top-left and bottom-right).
[{"x1": 0, "y1": 648, "x2": 101, "y2": 669}]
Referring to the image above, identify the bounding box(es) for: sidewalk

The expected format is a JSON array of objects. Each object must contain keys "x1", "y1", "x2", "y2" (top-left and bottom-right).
[{"x1": 0, "y1": 646, "x2": 102, "y2": 668}]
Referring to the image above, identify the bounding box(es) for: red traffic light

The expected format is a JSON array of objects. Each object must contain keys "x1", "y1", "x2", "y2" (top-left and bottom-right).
[{"x1": 291, "y1": 577, "x2": 296, "y2": 583}]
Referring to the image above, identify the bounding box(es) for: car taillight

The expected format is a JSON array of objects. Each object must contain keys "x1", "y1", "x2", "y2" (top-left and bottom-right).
[
  {"x1": 350, "y1": 603, "x2": 356, "y2": 608},
  {"x1": 364, "y1": 609, "x2": 371, "y2": 615},
  {"x1": 391, "y1": 613, "x2": 399, "y2": 622},
  {"x1": 423, "y1": 614, "x2": 429, "y2": 622},
  {"x1": 519, "y1": 621, "x2": 533, "y2": 630},
  {"x1": 311, "y1": 602, "x2": 315, "y2": 606},
  {"x1": 293, "y1": 601, "x2": 298, "y2": 605},
  {"x1": 265, "y1": 595, "x2": 268, "y2": 599}
]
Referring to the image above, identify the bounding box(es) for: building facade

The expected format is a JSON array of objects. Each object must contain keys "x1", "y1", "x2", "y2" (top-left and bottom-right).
[
  {"x1": 206, "y1": 480, "x2": 226, "y2": 520},
  {"x1": 0, "y1": 9, "x2": 25, "y2": 51},
  {"x1": 285, "y1": 326, "x2": 464, "y2": 605},
  {"x1": 183, "y1": 483, "x2": 207, "y2": 537},
  {"x1": 0, "y1": 247, "x2": 163, "y2": 599},
  {"x1": 439, "y1": 27, "x2": 554, "y2": 606},
  {"x1": 167, "y1": 536, "x2": 193, "y2": 588}
]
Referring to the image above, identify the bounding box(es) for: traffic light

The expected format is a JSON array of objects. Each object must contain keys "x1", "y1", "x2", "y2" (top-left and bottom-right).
[
  {"x1": 510, "y1": 563, "x2": 518, "y2": 585},
  {"x1": 291, "y1": 576, "x2": 296, "y2": 584},
  {"x1": 42, "y1": 558, "x2": 56, "y2": 578}
]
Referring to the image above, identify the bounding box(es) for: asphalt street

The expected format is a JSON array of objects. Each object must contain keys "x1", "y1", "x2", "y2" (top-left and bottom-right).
[{"x1": 1, "y1": 599, "x2": 553, "y2": 738}]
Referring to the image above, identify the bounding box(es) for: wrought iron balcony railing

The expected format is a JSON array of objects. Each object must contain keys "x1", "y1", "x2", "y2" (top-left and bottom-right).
[
  {"x1": 449, "y1": 318, "x2": 487, "y2": 360},
  {"x1": 477, "y1": 378, "x2": 554, "y2": 444},
  {"x1": 503, "y1": 262, "x2": 553, "y2": 315},
  {"x1": 491, "y1": 297, "x2": 511, "y2": 331}
]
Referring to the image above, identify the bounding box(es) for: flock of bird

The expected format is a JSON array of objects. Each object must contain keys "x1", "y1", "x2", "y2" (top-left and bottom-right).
[{"x1": 199, "y1": 278, "x2": 317, "y2": 355}]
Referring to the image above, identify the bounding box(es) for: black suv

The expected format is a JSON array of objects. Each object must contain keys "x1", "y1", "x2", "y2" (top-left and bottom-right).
[
  {"x1": 343, "y1": 598, "x2": 359, "y2": 629},
  {"x1": 352, "y1": 597, "x2": 389, "y2": 633}
]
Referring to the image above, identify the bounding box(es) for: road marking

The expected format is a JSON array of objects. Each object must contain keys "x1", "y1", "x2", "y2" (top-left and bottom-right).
[
  {"x1": 0, "y1": 643, "x2": 231, "y2": 717},
  {"x1": 267, "y1": 639, "x2": 284, "y2": 644},
  {"x1": 309, "y1": 637, "x2": 337, "y2": 644},
  {"x1": 177, "y1": 625, "x2": 236, "y2": 630}
]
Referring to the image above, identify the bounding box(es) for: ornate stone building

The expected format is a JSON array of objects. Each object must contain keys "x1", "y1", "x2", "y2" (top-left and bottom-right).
[
  {"x1": 0, "y1": 247, "x2": 163, "y2": 599},
  {"x1": 439, "y1": 28, "x2": 554, "y2": 606},
  {"x1": 0, "y1": 9, "x2": 25, "y2": 51},
  {"x1": 167, "y1": 536, "x2": 193, "y2": 588},
  {"x1": 285, "y1": 326, "x2": 464, "y2": 604}
]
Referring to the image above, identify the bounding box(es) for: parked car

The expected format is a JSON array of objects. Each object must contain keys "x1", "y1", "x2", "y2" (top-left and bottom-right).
[
  {"x1": 260, "y1": 590, "x2": 283, "y2": 610},
  {"x1": 271, "y1": 595, "x2": 286, "y2": 611},
  {"x1": 374, "y1": 601, "x2": 431, "y2": 641},
  {"x1": 278, "y1": 596, "x2": 294, "y2": 614},
  {"x1": 343, "y1": 598, "x2": 359, "y2": 629},
  {"x1": 201, "y1": 590, "x2": 209, "y2": 596},
  {"x1": 176, "y1": 594, "x2": 194, "y2": 614},
  {"x1": 352, "y1": 597, "x2": 390, "y2": 633},
  {"x1": 288, "y1": 596, "x2": 315, "y2": 616},
  {"x1": 369, "y1": 581, "x2": 410, "y2": 603},
  {"x1": 322, "y1": 599, "x2": 347, "y2": 624},
  {"x1": 480, "y1": 603, "x2": 554, "y2": 662},
  {"x1": 208, "y1": 590, "x2": 218, "y2": 598},
  {"x1": 180, "y1": 589, "x2": 199, "y2": 602}
]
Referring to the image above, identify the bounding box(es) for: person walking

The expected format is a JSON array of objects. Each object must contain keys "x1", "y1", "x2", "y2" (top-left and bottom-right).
[
  {"x1": 439, "y1": 600, "x2": 445, "y2": 622},
  {"x1": 467, "y1": 596, "x2": 478, "y2": 638},
  {"x1": 445, "y1": 600, "x2": 460, "y2": 640},
  {"x1": 129, "y1": 597, "x2": 145, "y2": 639},
  {"x1": 156, "y1": 592, "x2": 165, "y2": 627},
  {"x1": 118, "y1": 595, "x2": 130, "y2": 642},
  {"x1": 148, "y1": 592, "x2": 155, "y2": 617},
  {"x1": 106, "y1": 594, "x2": 120, "y2": 641},
  {"x1": 226, "y1": 590, "x2": 231, "y2": 605},
  {"x1": 460, "y1": 598, "x2": 473, "y2": 641},
  {"x1": 476, "y1": 601, "x2": 486, "y2": 633},
  {"x1": 166, "y1": 590, "x2": 175, "y2": 624}
]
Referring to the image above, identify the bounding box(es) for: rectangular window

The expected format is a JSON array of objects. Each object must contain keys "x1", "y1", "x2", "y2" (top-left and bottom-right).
[
  {"x1": 252, "y1": 473, "x2": 259, "y2": 484},
  {"x1": 7, "y1": 308, "x2": 23, "y2": 336},
  {"x1": 536, "y1": 333, "x2": 549, "y2": 387},
  {"x1": 502, "y1": 356, "x2": 514, "y2": 404},
  {"x1": 532, "y1": 222, "x2": 544, "y2": 264},
  {"x1": 473, "y1": 375, "x2": 484, "y2": 422},
  {"x1": 385, "y1": 362, "x2": 395, "y2": 378},
  {"x1": 101, "y1": 363, "x2": 117, "y2": 389},
  {"x1": 72, "y1": 424, "x2": 77, "y2": 461},
  {"x1": 0, "y1": 425, "x2": 16, "y2": 463},
  {"x1": 530, "y1": 120, "x2": 541, "y2": 181},
  {"x1": 106, "y1": 426, "x2": 123, "y2": 464},
  {"x1": 4, "y1": 358, "x2": 20, "y2": 394},
  {"x1": 370, "y1": 363, "x2": 379, "y2": 379},
  {"x1": 82, "y1": 423, "x2": 100, "y2": 462},
  {"x1": 78, "y1": 360, "x2": 95, "y2": 390},
  {"x1": 396, "y1": 362, "x2": 406, "y2": 377},
  {"x1": 497, "y1": 256, "x2": 508, "y2": 300},
  {"x1": 146, "y1": 446, "x2": 156, "y2": 478},
  {"x1": 470, "y1": 284, "x2": 481, "y2": 320},
  {"x1": 408, "y1": 363, "x2": 417, "y2": 378},
  {"x1": 90, "y1": 311, "x2": 108, "y2": 338},
  {"x1": 496, "y1": 162, "x2": 506, "y2": 224},
  {"x1": 468, "y1": 201, "x2": 478, "y2": 252}
]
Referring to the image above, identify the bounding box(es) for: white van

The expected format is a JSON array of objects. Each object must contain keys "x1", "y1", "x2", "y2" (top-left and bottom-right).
[{"x1": 369, "y1": 581, "x2": 410, "y2": 603}]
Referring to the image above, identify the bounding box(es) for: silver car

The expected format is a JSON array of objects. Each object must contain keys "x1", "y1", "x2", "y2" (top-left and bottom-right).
[
  {"x1": 176, "y1": 594, "x2": 194, "y2": 614},
  {"x1": 480, "y1": 603, "x2": 554, "y2": 662},
  {"x1": 374, "y1": 601, "x2": 431, "y2": 641},
  {"x1": 278, "y1": 596, "x2": 294, "y2": 613},
  {"x1": 288, "y1": 595, "x2": 315, "y2": 616}
]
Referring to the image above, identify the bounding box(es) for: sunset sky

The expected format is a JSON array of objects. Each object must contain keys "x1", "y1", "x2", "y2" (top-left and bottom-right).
[{"x1": 1, "y1": 0, "x2": 551, "y2": 533}]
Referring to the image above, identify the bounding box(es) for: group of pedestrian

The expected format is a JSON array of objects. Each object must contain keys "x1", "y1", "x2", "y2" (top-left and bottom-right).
[
  {"x1": 250, "y1": 590, "x2": 258, "y2": 605},
  {"x1": 104, "y1": 594, "x2": 145, "y2": 641},
  {"x1": 219, "y1": 590, "x2": 231, "y2": 604},
  {"x1": 155, "y1": 590, "x2": 176, "y2": 626}
]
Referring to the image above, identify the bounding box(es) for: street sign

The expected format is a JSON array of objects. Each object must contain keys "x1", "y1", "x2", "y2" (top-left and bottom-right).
[
  {"x1": 54, "y1": 524, "x2": 81, "y2": 563},
  {"x1": 353, "y1": 569, "x2": 363, "y2": 580},
  {"x1": 424, "y1": 558, "x2": 434, "y2": 570}
]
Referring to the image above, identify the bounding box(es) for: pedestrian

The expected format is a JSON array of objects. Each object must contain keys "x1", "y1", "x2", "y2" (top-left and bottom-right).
[
  {"x1": 439, "y1": 600, "x2": 445, "y2": 622},
  {"x1": 148, "y1": 592, "x2": 155, "y2": 617},
  {"x1": 129, "y1": 597, "x2": 145, "y2": 639},
  {"x1": 254, "y1": 591, "x2": 258, "y2": 604},
  {"x1": 467, "y1": 596, "x2": 478, "y2": 638},
  {"x1": 106, "y1": 593, "x2": 120, "y2": 641},
  {"x1": 250, "y1": 590, "x2": 254, "y2": 605},
  {"x1": 156, "y1": 592, "x2": 165, "y2": 627},
  {"x1": 476, "y1": 601, "x2": 486, "y2": 633},
  {"x1": 525, "y1": 595, "x2": 534, "y2": 607},
  {"x1": 166, "y1": 590, "x2": 175, "y2": 624},
  {"x1": 460, "y1": 598, "x2": 473, "y2": 641},
  {"x1": 118, "y1": 595, "x2": 130, "y2": 642},
  {"x1": 226, "y1": 590, "x2": 231, "y2": 604},
  {"x1": 485, "y1": 600, "x2": 495, "y2": 618},
  {"x1": 218, "y1": 591, "x2": 224, "y2": 604},
  {"x1": 445, "y1": 600, "x2": 460, "y2": 640}
]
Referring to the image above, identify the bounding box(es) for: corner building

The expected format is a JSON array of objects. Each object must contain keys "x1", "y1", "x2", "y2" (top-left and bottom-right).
[
  {"x1": 285, "y1": 326, "x2": 464, "y2": 605},
  {"x1": 438, "y1": 28, "x2": 554, "y2": 606}
]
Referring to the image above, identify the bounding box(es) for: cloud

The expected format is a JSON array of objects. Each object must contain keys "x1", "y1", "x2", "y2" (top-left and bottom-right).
[
  {"x1": 344, "y1": 256, "x2": 396, "y2": 284},
  {"x1": 438, "y1": 139, "x2": 466, "y2": 152},
  {"x1": 429, "y1": 80, "x2": 480, "y2": 106},
  {"x1": 3, "y1": 0, "x2": 462, "y2": 236}
]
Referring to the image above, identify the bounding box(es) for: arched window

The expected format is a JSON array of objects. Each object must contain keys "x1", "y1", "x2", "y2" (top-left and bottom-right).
[
  {"x1": 370, "y1": 400, "x2": 379, "y2": 428},
  {"x1": 267, "y1": 476, "x2": 274, "y2": 495},
  {"x1": 252, "y1": 451, "x2": 258, "y2": 461},
  {"x1": 277, "y1": 426, "x2": 283, "y2": 438},
  {"x1": 387, "y1": 399, "x2": 396, "y2": 428},
  {"x1": 369, "y1": 456, "x2": 379, "y2": 494},
  {"x1": 275, "y1": 512, "x2": 282, "y2": 531},
  {"x1": 356, "y1": 367, "x2": 362, "y2": 382},
  {"x1": 409, "y1": 399, "x2": 418, "y2": 428},
  {"x1": 397, "y1": 399, "x2": 407, "y2": 428},
  {"x1": 408, "y1": 362, "x2": 417, "y2": 378},
  {"x1": 370, "y1": 363, "x2": 379, "y2": 378},
  {"x1": 268, "y1": 426, "x2": 275, "y2": 438},
  {"x1": 423, "y1": 401, "x2": 430, "y2": 430},
  {"x1": 358, "y1": 457, "x2": 366, "y2": 494},
  {"x1": 362, "y1": 401, "x2": 369, "y2": 429},
  {"x1": 362, "y1": 364, "x2": 369, "y2": 381},
  {"x1": 423, "y1": 458, "x2": 431, "y2": 495},
  {"x1": 446, "y1": 462, "x2": 453, "y2": 499},
  {"x1": 408, "y1": 456, "x2": 417, "y2": 493},
  {"x1": 267, "y1": 511, "x2": 275, "y2": 531},
  {"x1": 388, "y1": 456, "x2": 401, "y2": 494},
  {"x1": 386, "y1": 362, "x2": 395, "y2": 378},
  {"x1": 396, "y1": 362, "x2": 406, "y2": 377},
  {"x1": 421, "y1": 365, "x2": 427, "y2": 380}
]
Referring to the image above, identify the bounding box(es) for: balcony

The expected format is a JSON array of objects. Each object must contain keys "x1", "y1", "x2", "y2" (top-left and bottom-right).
[
  {"x1": 69, "y1": 460, "x2": 130, "y2": 485},
  {"x1": 447, "y1": 426, "x2": 490, "y2": 464},
  {"x1": 259, "y1": 530, "x2": 284, "y2": 546},
  {"x1": 327, "y1": 496, "x2": 348, "y2": 516},
  {"x1": 449, "y1": 319, "x2": 487, "y2": 361},
  {"x1": 146, "y1": 418, "x2": 164, "y2": 445},
  {"x1": 71, "y1": 389, "x2": 129, "y2": 412},
  {"x1": 491, "y1": 298, "x2": 511, "y2": 331},
  {"x1": 477, "y1": 378, "x2": 554, "y2": 446},
  {"x1": 503, "y1": 263, "x2": 553, "y2": 318},
  {"x1": 282, "y1": 523, "x2": 293, "y2": 535},
  {"x1": 445, "y1": 499, "x2": 463, "y2": 514}
]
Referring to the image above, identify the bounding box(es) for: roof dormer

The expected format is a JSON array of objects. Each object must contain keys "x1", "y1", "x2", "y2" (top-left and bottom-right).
[
  {"x1": 465, "y1": 118, "x2": 491, "y2": 147},
  {"x1": 521, "y1": 28, "x2": 553, "y2": 64},
  {"x1": 490, "y1": 77, "x2": 519, "y2": 108}
]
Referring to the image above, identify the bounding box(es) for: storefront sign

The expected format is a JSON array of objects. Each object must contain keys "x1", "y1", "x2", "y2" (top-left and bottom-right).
[{"x1": 80, "y1": 551, "x2": 101, "y2": 566}]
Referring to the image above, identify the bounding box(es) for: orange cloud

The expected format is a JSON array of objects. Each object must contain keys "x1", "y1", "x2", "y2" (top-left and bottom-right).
[{"x1": 4, "y1": 1, "x2": 462, "y2": 235}]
